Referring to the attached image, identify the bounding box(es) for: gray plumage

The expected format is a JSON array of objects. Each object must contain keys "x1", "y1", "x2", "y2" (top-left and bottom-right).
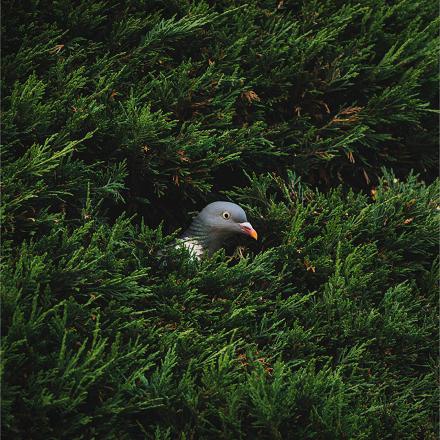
[{"x1": 178, "y1": 201, "x2": 258, "y2": 258}]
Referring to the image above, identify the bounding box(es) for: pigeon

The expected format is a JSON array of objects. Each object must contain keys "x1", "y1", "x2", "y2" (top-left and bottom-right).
[{"x1": 177, "y1": 201, "x2": 258, "y2": 259}]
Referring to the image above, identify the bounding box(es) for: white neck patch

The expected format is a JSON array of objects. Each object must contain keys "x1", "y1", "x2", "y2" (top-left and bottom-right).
[{"x1": 176, "y1": 238, "x2": 204, "y2": 259}]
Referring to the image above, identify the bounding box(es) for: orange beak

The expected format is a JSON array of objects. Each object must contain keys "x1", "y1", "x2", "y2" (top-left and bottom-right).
[{"x1": 239, "y1": 222, "x2": 258, "y2": 240}]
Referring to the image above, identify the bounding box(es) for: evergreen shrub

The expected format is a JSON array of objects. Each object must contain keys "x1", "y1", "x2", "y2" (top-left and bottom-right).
[{"x1": 1, "y1": 0, "x2": 438, "y2": 438}]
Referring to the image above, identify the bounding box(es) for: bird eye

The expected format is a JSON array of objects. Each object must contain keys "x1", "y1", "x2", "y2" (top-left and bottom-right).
[{"x1": 222, "y1": 211, "x2": 231, "y2": 220}]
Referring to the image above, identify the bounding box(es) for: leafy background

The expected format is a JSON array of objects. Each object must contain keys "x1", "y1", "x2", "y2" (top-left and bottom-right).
[{"x1": 1, "y1": 0, "x2": 438, "y2": 438}]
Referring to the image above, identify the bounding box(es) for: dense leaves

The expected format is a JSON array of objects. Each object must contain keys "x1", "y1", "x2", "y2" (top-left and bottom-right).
[{"x1": 1, "y1": 0, "x2": 438, "y2": 438}]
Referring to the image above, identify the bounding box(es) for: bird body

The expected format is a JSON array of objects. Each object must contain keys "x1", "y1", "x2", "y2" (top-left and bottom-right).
[{"x1": 176, "y1": 201, "x2": 257, "y2": 258}]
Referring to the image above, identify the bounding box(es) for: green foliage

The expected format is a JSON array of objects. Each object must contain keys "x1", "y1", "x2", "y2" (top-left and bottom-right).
[
  {"x1": 1, "y1": 0, "x2": 438, "y2": 438},
  {"x1": 2, "y1": 170, "x2": 438, "y2": 438},
  {"x1": 2, "y1": 0, "x2": 438, "y2": 210}
]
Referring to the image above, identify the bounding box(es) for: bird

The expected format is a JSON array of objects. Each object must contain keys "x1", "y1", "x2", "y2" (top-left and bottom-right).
[{"x1": 177, "y1": 201, "x2": 258, "y2": 259}]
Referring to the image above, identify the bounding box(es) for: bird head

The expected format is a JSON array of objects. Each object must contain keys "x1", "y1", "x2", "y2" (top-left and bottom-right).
[
  {"x1": 198, "y1": 201, "x2": 258, "y2": 240},
  {"x1": 181, "y1": 201, "x2": 258, "y2": 256}
]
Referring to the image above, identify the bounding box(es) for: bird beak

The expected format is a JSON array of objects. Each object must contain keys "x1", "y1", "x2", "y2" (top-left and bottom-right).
[{"x1": 239, "y1": 222, "x2": 258, "y2": 240}]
